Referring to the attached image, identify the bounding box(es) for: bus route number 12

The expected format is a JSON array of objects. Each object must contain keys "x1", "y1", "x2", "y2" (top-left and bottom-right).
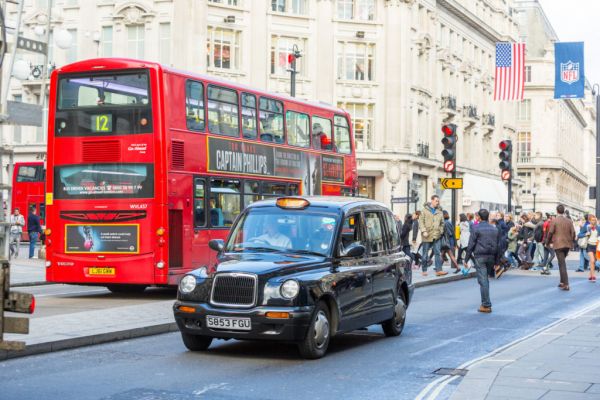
[{"x1": 92, "y1": 114, "x2": 113, "y2": 133}]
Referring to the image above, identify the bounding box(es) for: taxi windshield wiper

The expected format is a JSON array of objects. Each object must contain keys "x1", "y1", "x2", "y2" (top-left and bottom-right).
[{"x1": 286, "y1": 249, "x2": 327, "y2": 257}]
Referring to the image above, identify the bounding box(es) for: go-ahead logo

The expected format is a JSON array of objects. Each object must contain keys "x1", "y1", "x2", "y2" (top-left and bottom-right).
[{"x1": 560, "y1": 61, "x2": 580, "y2": 85}]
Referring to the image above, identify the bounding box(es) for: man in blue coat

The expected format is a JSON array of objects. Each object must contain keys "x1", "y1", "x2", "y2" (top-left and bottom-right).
[{"x1": 463, "y1": 209, "x2": 502, "y2": 313}]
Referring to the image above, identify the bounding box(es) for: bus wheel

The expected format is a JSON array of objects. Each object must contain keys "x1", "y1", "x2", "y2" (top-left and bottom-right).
[
  {"x1": 106, "y1": 285, "x2": 147, "y2": 294},
  {"x1": 181, "y1": 332, "x2": 213, "y2": 351}
]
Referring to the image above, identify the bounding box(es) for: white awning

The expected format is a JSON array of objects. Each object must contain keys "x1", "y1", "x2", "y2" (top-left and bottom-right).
[{"x1": 462, "y1": 173, "x2": 508, "y2": 206}]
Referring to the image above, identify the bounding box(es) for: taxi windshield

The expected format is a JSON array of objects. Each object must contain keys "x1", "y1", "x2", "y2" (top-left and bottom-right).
[{"x1": 225, "y1": 209, "x2": 339, "y2": 257}]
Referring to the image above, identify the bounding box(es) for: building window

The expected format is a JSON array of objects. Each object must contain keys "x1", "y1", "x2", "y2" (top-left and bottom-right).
[
  {"x1": 337, "y1": 0, "x2": 375, "y2": 21},
  {"x1": 358, "y1": 176, "x2": 375, "y2": 199},
  {"x1": 517, "y1": 99, "x2": 531, "y2": 121},
  {"x1": 66, "y1": 29, "x2": 77, "y2": 63},
  {"x1": 208, "y1": 0, "x2": 239, "y2": 6},
  {"x1": 159, "y1": 23, "x2": 170, "y2": 64},
  {"x1": 525, "y1": 65, "x2": 531, "y2": 83},
  {"x1": 337, "y1": 42, "x2": 374, "y2": 81},
  {"x1": 101, "y1": 26, "x2": 112, "y2": 57},
  {"x1": 518, "y1": 172, "x2": 532, "y2": 194},
  {"x1": 207, "y1": 27, "x2": 241, "y2": 70},
  {"x1": 271, "y1": 0, "x2": 307, "y2": 14},
  {"x1": 517, "y1": 131, "x2": 531, "y2": 163},
  {"x1": 270, "y1": 36, "x2": 306, "y2": 77},
  {"x1": 127, "y1": 25, "x2": 145, "y2": 59},
  {"x1": 338, "y1": 102, "x2": 374, "y2": 151}
]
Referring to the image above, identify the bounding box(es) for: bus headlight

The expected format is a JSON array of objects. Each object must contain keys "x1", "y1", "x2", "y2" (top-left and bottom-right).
[
  {"x1": 280, "y1": 280, "x2": 300, "y2": 299},
  {"x1": 179, "y1": 275, "x2": 197, "y2": 294},
  {"x1": 156, "y1": 261, "x2": 165, "y2": 269}
]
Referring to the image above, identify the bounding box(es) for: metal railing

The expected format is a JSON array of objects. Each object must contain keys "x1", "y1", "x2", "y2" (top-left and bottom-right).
[
  {"x1": 440, "y1": 95, "x2": 457, "y2": 110},
  {"x1": 464, "y1": 105, "x2": 479, "y2": 119},
  {"x1": 482, "y1": 113, "x2": 495, "y2": 126},
  {"x1": 417, "y1": 142, "x2": 430, "y2": 158}
]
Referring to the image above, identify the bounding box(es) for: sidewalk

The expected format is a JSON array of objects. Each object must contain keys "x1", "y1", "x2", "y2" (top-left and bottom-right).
[{"x1": 449, "y1": 301, "x2": 600, "y2": 400}]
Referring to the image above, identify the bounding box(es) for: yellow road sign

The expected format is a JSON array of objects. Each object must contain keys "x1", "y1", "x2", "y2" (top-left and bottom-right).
[{"x1": 440, "y1": 178, "x2": 463, "y2": 190}]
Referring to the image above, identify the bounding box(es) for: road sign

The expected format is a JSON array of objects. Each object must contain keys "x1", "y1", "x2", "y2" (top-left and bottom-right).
[
  {"x1": 391, "y1": 197, "x2": 416, "y2": 204},
  {"x1": 440, "y1": 178, "x2": 463, "y2": 190},
  {"x1": 443, "y1": 160, "x2": 455, "y2": 173},
  {"x1": 501, "y1": 170, "x2": 511, "y2": 181},
  {"x1": 16, "y1": 36, "x2": 47, "y2": 55}
]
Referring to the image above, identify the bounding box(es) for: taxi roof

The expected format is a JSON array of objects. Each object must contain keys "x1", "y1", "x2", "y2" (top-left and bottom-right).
[{"x1": 246, "y1": 196, "x2": 388, "y2": 213}]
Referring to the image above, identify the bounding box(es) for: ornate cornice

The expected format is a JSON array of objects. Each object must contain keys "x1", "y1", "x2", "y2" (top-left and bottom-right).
[{"x1": 112, "y1": 1, "x2": 156, "y2": 25}]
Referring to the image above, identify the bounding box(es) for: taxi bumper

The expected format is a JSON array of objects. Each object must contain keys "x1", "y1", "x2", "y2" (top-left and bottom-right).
[{"x1": 173, "y1": 301, "x2": 313, "y2": 342}]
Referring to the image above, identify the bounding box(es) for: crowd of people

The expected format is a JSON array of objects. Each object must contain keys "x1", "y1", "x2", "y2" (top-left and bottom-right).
[{"x1": 396, "y1": 194, "x2": 588, "y2": 313}]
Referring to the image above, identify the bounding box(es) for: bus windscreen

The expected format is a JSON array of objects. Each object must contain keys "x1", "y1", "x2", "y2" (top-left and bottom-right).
[
  {"x1": 54, "y1": 163, "x2": 154, "y2": 199},
  {"x1": 55, "y1": 71, "x2": 152, "y2": 136}
]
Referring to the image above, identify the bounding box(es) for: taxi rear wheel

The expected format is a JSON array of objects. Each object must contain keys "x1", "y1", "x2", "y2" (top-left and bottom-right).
[
  {"x1": 181, "y1": 332, "x2": 213, "y2": 351},
  {"x1": 382, "y1": 289, "x2": 407, "y2": 337},
  {"x1": 298, "y1": 301, "x2": 331, "y2": 359}
]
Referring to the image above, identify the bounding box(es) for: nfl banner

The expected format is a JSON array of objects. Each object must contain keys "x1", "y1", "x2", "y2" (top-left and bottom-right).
[{"x1": 554, "y1": 42, "x2": 585, "y2": 99}]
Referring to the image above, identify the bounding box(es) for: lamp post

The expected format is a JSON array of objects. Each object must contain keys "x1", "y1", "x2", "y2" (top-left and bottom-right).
[
  {"x1": 288, "y1": 44, "x2": 302, "y2": 97},
  {"x1": 532, "y1": 186, "x2": 538, "y2": 212},
  {"x1": 593, "y1": 84, "x2": 600, "y2": 218}
]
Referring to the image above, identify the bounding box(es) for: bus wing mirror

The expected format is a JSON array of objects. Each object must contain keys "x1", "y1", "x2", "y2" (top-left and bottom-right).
[{"x1": 209, "y1": 239, "x2": 224, "y2": 252}]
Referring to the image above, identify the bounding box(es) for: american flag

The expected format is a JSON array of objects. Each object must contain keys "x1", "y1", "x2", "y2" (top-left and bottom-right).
[{"x1": 494, "y1": 42, "x2": 526, "y2": 101}]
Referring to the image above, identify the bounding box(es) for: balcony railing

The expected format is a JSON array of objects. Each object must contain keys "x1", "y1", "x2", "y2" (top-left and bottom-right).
[
  {"x1": 517, "y1": 155, "x2": 531, "y2": 164},
  {"x1": 440, "y1": 95, "x2": 457, "y2": 111},
  {"x1": 416, "y1": 142, "x2": 430, "y2": 158},
  {"x1": 463, "y1": 105, "x2": 479, "y2": 119},
  {"x1": 482, "y1": 113, "x2": 495, "y2": 127}
]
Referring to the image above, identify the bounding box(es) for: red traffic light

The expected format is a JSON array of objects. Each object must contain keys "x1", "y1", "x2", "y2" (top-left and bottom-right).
[
  {"x1": 288, "y1": 54, "x2": 296, "y2": 64},
  {"x1": 442, "y1": 124, "x2": 456, "y2": 136},
  {"x1": 499, "y1": 140, "x2": 511, "y2": 151}
]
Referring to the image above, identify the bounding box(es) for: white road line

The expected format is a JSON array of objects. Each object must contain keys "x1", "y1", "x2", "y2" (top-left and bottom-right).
[{"x1": 414, "y1": 297, "x2": 600, "y2": 400}]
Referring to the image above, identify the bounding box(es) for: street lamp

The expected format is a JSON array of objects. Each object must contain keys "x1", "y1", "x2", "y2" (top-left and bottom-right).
[
  {"x1": 288, "y1": 44, "x2": 302, "y2": 97},
  {"x1": 532, "y1": 186, "x2": 538, "y2": 212},
  {"x1": 592, "y1": 83, "x2": 600, "y2": 218}
]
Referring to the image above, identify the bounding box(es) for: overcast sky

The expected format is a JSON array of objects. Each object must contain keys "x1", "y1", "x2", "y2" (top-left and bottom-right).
[{"x1": 537, "y1": 0, "x2": 600, "y2": 86}]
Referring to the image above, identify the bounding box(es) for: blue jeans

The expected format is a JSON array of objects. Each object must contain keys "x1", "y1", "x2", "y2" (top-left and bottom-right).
[
  {"x1": 505, "y1": 251, "x2": 519, "y2": 268},
  {"x1": 29, "y1": 231, "x2": 39, "y2": 258},
  {"x1": 579, "y1": 248, "x2": 590, "y2": 270},
  {"x1": 422, "y1": 239, "x2": 442, "y2": 272},
  {"x1": 475, "y1": 257, "x2": 494, "y2": 308}
]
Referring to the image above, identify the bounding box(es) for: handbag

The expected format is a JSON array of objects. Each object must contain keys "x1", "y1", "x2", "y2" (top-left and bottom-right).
[
  {"x1": 440, "y1": 234, "x2": 450, "y2": 250},
  {"x1": 578, "y1": 236, "x2": 589, "y2": 249}
]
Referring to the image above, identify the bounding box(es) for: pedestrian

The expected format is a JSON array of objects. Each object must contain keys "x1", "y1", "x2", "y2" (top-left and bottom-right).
[
  {"x1": 420, "y1": 195, "x2": 447, "y2": 277},
  {"x1": 9, "y1": 207, "x2": 25, "y2": 258},
  {"x1": 411, "y1": 210, "x2": 421, "y2": 247},
  {"x1": 441, "y1": 210, "x2": 460, "y2": 273},
  {"x1": 400, "y1": 213, "x2": 414, "y2": 262},
  {"x1": 463, "y1": 209, "x2": 502, "y2": 313},
  {"x1": 27, "y1": 207, "x2": 42, "y2": 259},
  {"x1": 584, "y1": 215, "x2": 599, "y2": 283},
  {"x1": 532, "y1": 212, "x2": 546, "y2": 270},
  {"x1": 517, "y1": 213, "x2": 534, "y2": 268},
  {"x1": 457, "y1": 214, "x2": 470, "y2": 264},
  {"x1": 506, "y1": 225, "x2": 520, "y2": 268},
  {"x1": 544, "y1": 204, "x2": 576, "y2": 291},
  {"x1": 540, "y1": 214, "x2": 555, "y2": 275},
  {"x1": 576, "y1": 215, "x2": 590, "y2": 272}
]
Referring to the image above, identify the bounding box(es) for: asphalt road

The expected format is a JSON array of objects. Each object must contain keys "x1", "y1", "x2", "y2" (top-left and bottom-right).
[{"x1": 2, "y1": 271, "x2": 599, "y2": 400}]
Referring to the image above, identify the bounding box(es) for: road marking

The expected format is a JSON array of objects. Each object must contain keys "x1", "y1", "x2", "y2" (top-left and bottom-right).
[
  {"x1": 35, "y1": 289, "x2": 109, "y2": 298},
  {"x1": 415, "y1": 297, "x2": 600, "y2": 400},
  {"x1": 193, "y1": 383, "x2": 229, "y2": 396}
]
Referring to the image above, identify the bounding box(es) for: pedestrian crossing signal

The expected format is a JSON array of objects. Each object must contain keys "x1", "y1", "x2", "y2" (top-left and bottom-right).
[{"x1": 441, "y1": 124, "x2": 457, "y2": 172}]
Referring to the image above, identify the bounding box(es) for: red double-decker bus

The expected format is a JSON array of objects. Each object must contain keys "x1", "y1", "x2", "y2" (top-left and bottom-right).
[
  {"x1": 45, "y1": 58, "x2": 357, "y2": 292},
  {"x1": 11, "y1": 162, "x2": 46, "y2": 240}
]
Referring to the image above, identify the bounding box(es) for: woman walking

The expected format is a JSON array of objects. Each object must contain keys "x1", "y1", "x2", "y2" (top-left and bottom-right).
[
  {"x1": 457, "y1": 214, "x2": 470, "y2": 264},
  {"x1": 442, "y1": 210, "x2": 460, "y2": 273},
  {"x1": 586, "y1": 215, "x2": 599, "y2": 282}
]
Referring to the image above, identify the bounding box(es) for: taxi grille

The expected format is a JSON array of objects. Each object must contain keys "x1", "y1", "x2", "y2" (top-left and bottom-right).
[{"x1": 210, "y1": 273, "x2": 257, "y2": 308}]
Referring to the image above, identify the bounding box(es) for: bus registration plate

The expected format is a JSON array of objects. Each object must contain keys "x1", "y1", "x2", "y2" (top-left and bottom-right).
[
  {"x1": 206, "y1": 315, "x2": 251, "y2": 331},
  {"x1": 89, "y1": 267, "x2": 115, "y2": 276}
]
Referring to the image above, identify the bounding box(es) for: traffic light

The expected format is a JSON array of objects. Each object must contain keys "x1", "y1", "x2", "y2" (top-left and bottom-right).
[
  {"x1": 1, "y1": 262, "x2": 35, "y2": 351},
  {"x1": 499, "y1": 140, "x2": 512, "y2": 180},
  {"x1": 441, "y1": 124, "x2": 457, "y2": 173}
]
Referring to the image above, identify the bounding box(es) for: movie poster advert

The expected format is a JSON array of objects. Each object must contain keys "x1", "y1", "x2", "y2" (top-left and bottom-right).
[
  {"x1": 65, "y1": 224, "x2": 139, "y2": 254},
  {"x1": 321, "y1": 155, "x2": 345, "y2": 183}
]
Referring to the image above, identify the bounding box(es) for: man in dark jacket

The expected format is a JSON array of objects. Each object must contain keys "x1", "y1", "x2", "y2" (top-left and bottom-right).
[
  {"x1": 27, "y1": 207, "x2": 42, "y2": 259},
  {"x1": 463, "y1": 209, "x2": 502, "y2": 313}
]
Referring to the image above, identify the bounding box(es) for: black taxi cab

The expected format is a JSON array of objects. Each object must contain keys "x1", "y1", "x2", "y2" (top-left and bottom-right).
[{"x1": 173, "y1": 196, "x2": 413, "y2": 359}]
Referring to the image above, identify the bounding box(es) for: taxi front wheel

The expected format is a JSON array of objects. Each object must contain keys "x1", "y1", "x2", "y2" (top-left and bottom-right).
[
  {"x1": 298, "y1": 301, "x2": 331, "y2": 359},
  {"x1": 181, "y1": 332, "x2": 213, "y2": 351}
]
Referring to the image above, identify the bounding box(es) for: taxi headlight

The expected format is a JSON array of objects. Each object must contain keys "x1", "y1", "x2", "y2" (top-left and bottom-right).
[
  {"x1": 280, "y1": 280, "x2": 300, "y2": 299},
  {"x1": 179, "y1": 275, "x2": 197, "y2": 294}
]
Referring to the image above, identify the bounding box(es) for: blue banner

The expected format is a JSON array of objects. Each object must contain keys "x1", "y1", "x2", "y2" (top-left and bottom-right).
[{"x1": 554, "y1": 42, "x2": 585, "y2": 99}]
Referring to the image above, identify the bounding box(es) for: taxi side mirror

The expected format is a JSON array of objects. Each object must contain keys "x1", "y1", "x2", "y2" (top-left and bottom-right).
[
  {"x1": 340, "y1": 243, "x2": 366, "y2": 258},
  {"x1": 209, "y1": 239, "x2": 224, "y2": 252}
]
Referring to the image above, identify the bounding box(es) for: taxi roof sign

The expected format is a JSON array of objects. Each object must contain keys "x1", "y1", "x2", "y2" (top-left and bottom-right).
[{"x1": 276, "y1": 198, "x2": 310, "y2": 210}]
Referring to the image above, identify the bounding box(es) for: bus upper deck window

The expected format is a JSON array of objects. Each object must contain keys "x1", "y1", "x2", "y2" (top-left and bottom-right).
[
  {"x1": 186, "y1": 80, "x2": 205, "y2": 132},
  {"x1": 259, "y1": 97, "x2": 284, "y2": 143}
]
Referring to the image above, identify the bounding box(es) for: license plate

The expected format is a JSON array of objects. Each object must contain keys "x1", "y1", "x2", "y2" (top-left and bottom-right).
[
  {"x1": 206, "y1": 315, "x2": 251, "y2": 331},
  {"x1": 88, "y1": 267, "x2": 115, "y2": 276}
]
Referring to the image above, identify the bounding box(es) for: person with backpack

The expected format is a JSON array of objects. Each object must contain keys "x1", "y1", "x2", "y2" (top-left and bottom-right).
[{"x1": 532, "y1": 212, "x2": 545, "y2": 269}]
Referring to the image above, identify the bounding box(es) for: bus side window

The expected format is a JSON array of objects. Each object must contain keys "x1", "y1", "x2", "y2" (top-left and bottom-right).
[
  {"x1": 186, "y1": 80, "x2": 205, "y2": 132},
  {"x1": 286, "y1": 111, "x2": 309, "y2": 148},
  {"x1": 194, "y1": 179, "x2": 206, "y2": 228},
  {"x1": 334, "y1": 115, "x2": 352, "y2": 154},
  {"x1": 207, "y1": 85, "x2": 239, "y2": 137},
  {"x1": 259, "y1": 97, "x2": 284, "y2": 143},
  {"x1": 312, "y1": 116, "x2": 333, "y2": 151},
  {"x1": 241, "y1": 93, "x2": 257, "y2": 139},
  {"x1": 210, "y1": 179, "x2": 241, "y2": 228}
]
